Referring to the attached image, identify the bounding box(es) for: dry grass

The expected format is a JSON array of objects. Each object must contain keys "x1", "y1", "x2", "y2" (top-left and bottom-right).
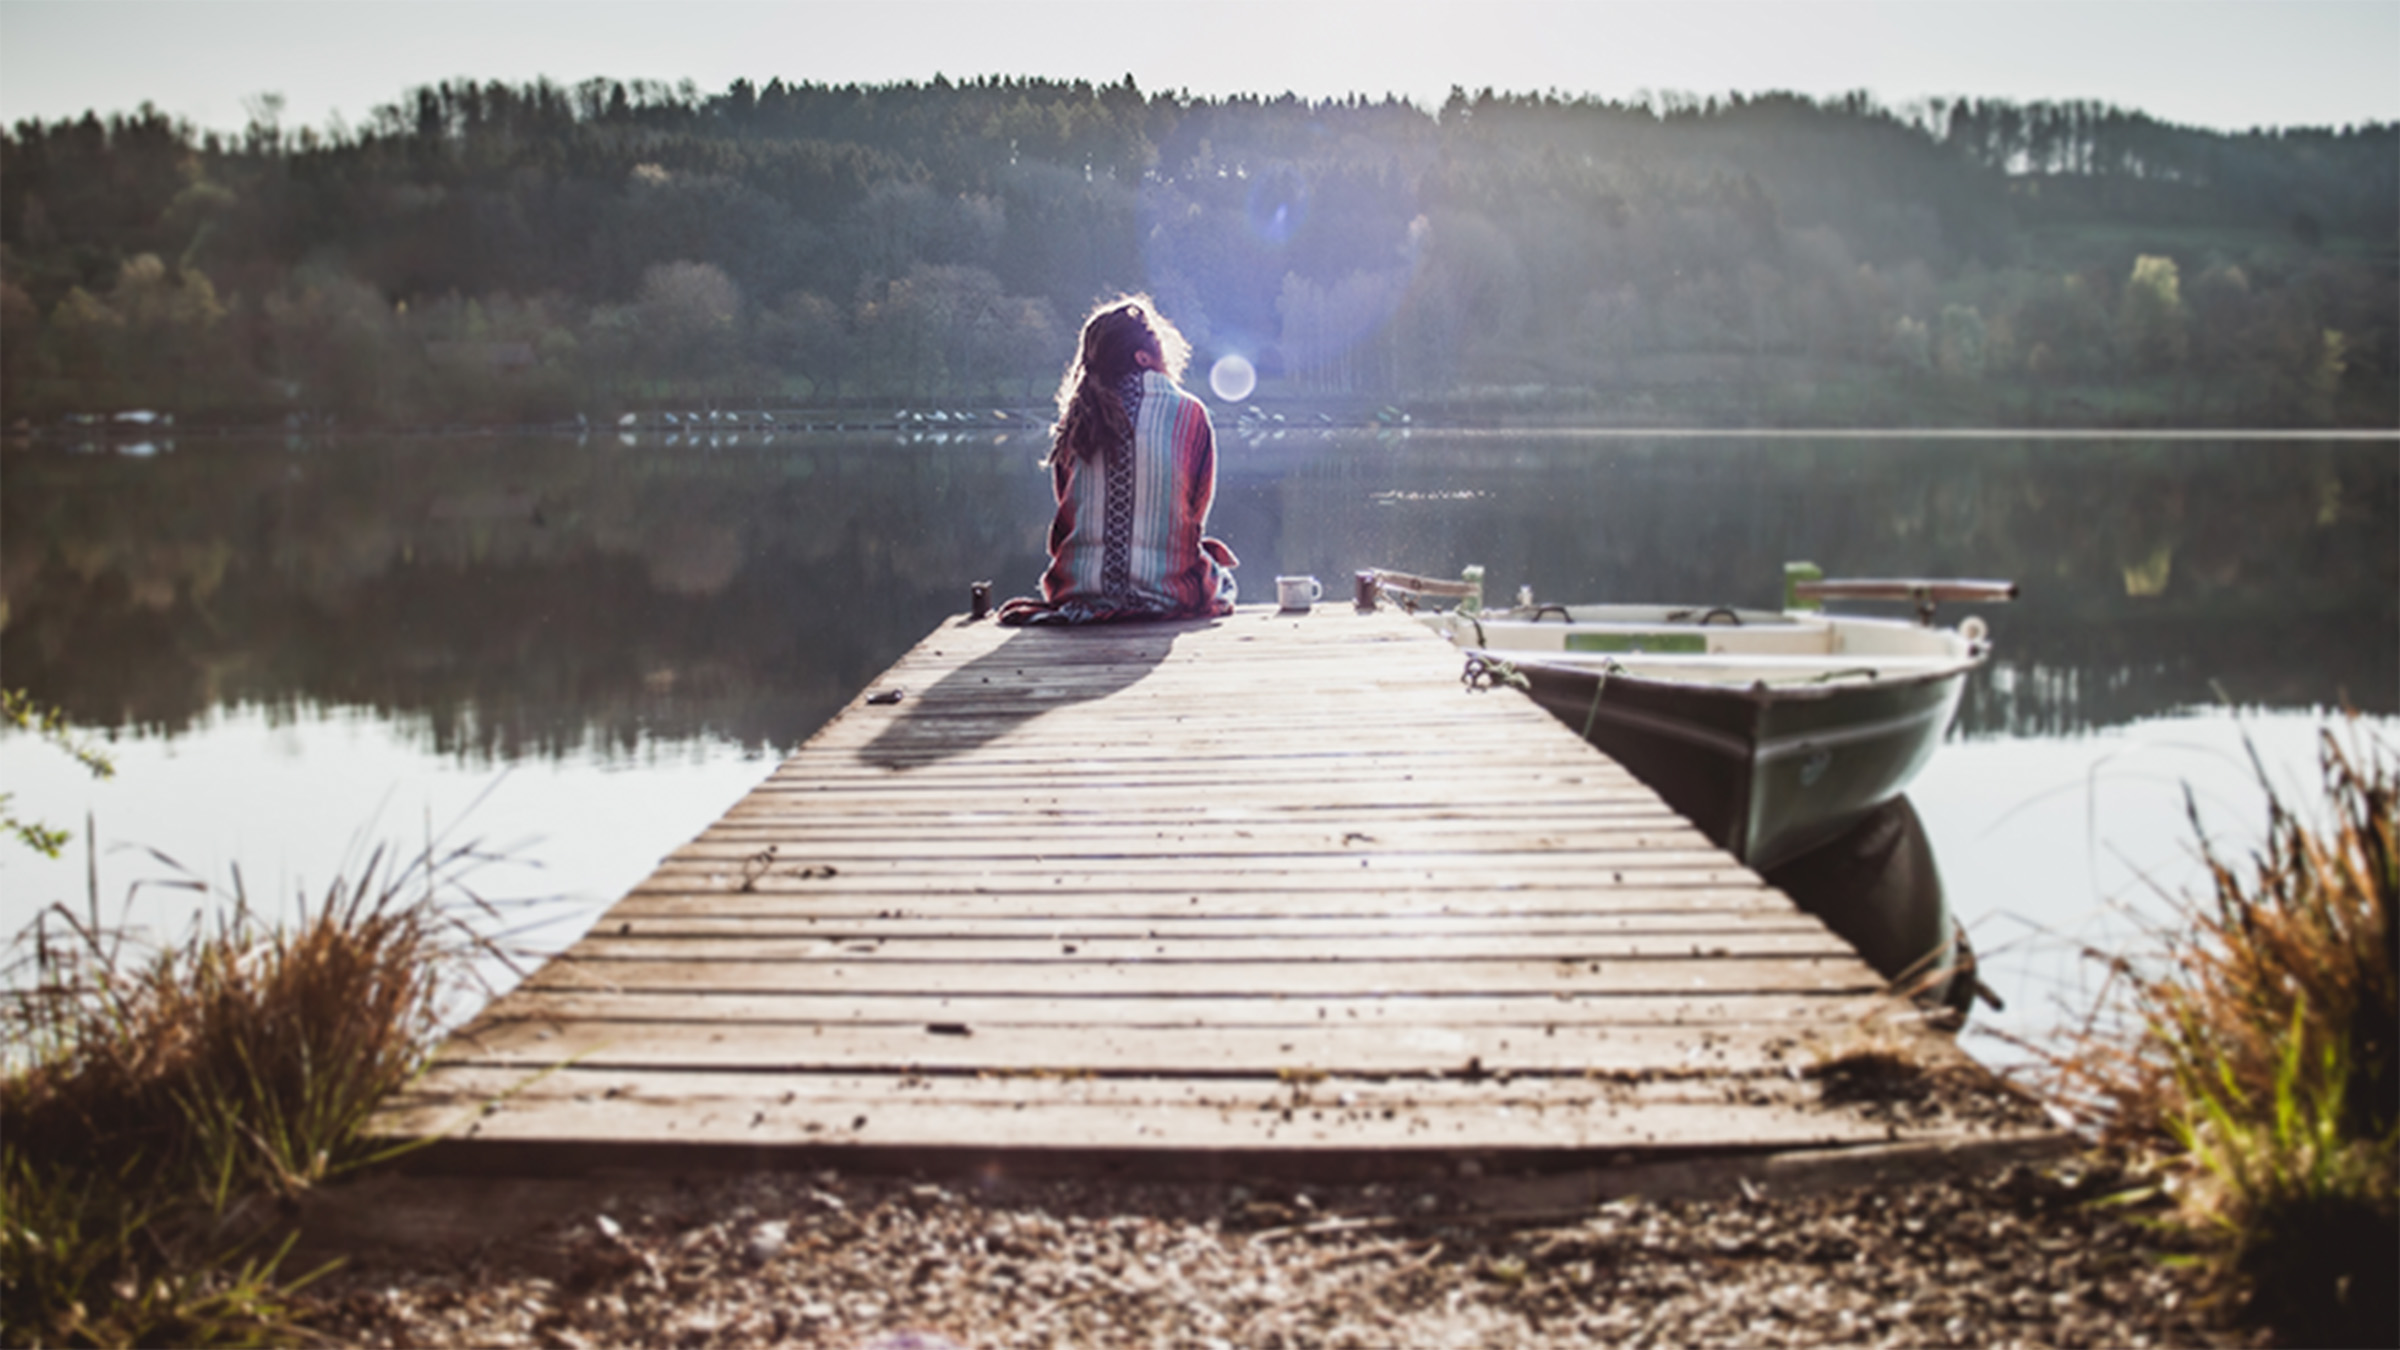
[
  {"x1": 2030, "y1": 719, "x2": 2397, "y2": 1345},
  {"x1": 1, "y1": 836, "x2": 510, "y2": 1346}
]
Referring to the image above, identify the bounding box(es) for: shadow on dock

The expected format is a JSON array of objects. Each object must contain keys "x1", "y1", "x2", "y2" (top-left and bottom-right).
[{"x1": 856, "y1": 619, "x2": 1201, "y2": 769}]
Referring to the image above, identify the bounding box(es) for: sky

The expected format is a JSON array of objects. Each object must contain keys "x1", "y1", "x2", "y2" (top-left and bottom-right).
[{"x1": 2, "y1": 0, "x2": 2396, "y2": 138}]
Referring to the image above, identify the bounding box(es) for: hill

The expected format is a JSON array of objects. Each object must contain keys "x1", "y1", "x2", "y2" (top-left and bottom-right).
[{"x1": 4, "y1": 78, "x2": 2392, "y2": 428}]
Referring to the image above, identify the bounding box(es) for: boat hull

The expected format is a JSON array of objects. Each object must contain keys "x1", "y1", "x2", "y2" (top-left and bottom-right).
[
  {"x1": 1763, "y1": 794, "x2": 1971, "y2": 1011},
  {"x1": 1498, "y1": 653, "x2": 1967, "y2": 873}
]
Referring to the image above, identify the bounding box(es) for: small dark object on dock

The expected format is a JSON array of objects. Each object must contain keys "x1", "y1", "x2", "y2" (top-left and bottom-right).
[
  {"x1": 867, "y1": 688, "x2": 905, "y2": 705},
  {"x1": 969, "y1": 581, "x2": 993, "y2": 621},
  {"x1": 738, "y1": 845, "x2": 778, "y2": 893},
  {"x1": 927, "y1": 1023, "x2": 972, "y2": 1037}
]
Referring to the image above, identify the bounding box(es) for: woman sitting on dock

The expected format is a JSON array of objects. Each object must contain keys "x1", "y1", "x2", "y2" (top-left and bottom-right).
[{"x1": 997, "y1": 297, "x2": 1238, "y2": 624}]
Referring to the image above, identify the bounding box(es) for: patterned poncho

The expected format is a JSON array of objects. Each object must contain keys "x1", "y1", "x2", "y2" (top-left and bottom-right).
[{"x1": 1001, "y1": 369, "x2": 1238, "y2": 624}]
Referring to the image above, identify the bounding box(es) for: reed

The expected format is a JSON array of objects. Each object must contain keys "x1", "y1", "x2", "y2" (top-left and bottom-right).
[
  {"x1": 2034, "y1": 720, "x2": 2396, "y2": 1344},
  {"x1": 1, "y1": 834, "x2": 509, "y2": 1346}
]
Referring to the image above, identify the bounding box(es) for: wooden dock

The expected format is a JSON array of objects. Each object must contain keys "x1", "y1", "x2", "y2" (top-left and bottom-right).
[{"x1": 376, "y1": 604, "x2": 2032, "y2": 1180}]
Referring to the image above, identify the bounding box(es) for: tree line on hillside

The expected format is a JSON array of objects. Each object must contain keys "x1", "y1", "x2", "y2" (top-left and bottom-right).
[{"x1": 2, "y1": 77, "x2": 2392, "y2": 428}]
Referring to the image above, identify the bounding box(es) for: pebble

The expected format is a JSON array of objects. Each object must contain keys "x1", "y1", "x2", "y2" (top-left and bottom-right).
[{"x1": 743, "y1": 1220, "x2": 787, "y2": 1265}]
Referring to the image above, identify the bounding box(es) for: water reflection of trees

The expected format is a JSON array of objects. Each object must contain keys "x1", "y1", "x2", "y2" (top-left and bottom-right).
[
  {"x1": 1957, "y1": 619, "x2": 2398, "y2": 740},
  {"x1": 1, "y1": 434, "x2": 2388, "y2": 760},
  {"x1": 1, "y1": 436, "x2": 1057, "y2": 757},
  {"x1": 1234, "y1": 433, "x2": 2396, "y2": 730}
]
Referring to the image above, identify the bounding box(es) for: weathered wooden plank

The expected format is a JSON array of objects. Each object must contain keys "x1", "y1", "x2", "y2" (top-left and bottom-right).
[
  {"x1": 518, "y1": 955, "x2": 1880, "y2": 998},
  {"x1": 773, "y1": 734, "x2": 1628, "y2": 761},
  {"x1": 602, "y1": 892, "x2": 1804, "y2": 922},
  {"x1": 394, "y1": 1065, "x2": 1879, "y2": 1116},
  {"x1": 670, "y1": 844, "x2": 1711, "y2": 869},
  {"x1": 435, "y1": 1014, "x2": 1859, "y2": 1077},
  {"x1": 821, "y1": 718, "x2": 1566, "y2": 745},
  {"x1": 462, "y1": 990, "x2": 1890, "y2": 1031},
  {"x1": 719, "y1": 792, "x2": 1680, "y2": 817},
  {"x1": 568, "y1": 911, "x2": 1835, "y2": 940},
  {"x1": 767, "y1": 758, "x2": 1612, "y2": 776},
  {"x1": 625, "y1": 866, "x2": 1768, "y2": 896},
  {"x1": 562, "y1": 930, "x2": 1854, "y2": 964},
  {"x1": 655, "y1": 846, "x2": 1747, "y2": 874},
  {"x1": 672, "y1": 816, "x2": 1728, "y2": 845},
  {"x1": 710, "y1": 805, "x2": 1691, "y2": 831},
  {"x1": 377, "y1": 1065, "x2": 1946, "y2": 1157},
  {"x1": 812, "y1": 721, "x2": 1596, "y2": 743},
  {"x1": 670, "y1": 824, "x2": 1723, "y2": 852},
  {"x1": 742, "y1": 772, "x2": 1664, "y2": 801}
]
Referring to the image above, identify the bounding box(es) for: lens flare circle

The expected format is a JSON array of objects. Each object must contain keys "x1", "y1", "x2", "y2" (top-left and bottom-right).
[{"x1": 1209, "y1": 354, "x2": 1257, "y2": 402}]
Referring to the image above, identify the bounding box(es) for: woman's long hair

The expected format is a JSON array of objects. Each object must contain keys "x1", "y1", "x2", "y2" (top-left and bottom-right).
[{"x1": 1052, "y1": 295, "x2": 1191, "y2": 463}]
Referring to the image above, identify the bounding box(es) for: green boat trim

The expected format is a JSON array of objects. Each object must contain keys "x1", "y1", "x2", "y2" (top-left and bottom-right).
[{"x1": 1564, "y1": 631, "x2": 1710, "y2": 654}]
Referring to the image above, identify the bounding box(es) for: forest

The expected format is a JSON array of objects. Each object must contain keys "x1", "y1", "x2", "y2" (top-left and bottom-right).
[{"x1": 2, "y1": 76, "x2": 2393, "y2": 428}]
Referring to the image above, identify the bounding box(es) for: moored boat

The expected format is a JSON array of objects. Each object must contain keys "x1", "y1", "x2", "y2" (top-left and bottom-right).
[
  {"x1": 1374, "y1": 564, "x2": 2013, "y2": 872},
  {"x1": 1370, "y1": 564, "x2": 2014, "y2": 1011}
]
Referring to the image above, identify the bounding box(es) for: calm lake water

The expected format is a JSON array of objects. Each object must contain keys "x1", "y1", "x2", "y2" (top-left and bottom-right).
[{"x1": 3, "y1": 428, "x2": 2393, "y2": 1064}]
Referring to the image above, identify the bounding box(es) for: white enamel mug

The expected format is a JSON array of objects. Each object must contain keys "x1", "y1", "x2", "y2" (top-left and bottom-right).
[{"x1": 1276, "y1": 575, "x2": 1323, "y2": 611}]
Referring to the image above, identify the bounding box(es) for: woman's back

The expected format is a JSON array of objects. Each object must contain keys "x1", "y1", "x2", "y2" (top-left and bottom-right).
[{"x1": 999, "y1": 298, "x2": 1237, "y2": 625}]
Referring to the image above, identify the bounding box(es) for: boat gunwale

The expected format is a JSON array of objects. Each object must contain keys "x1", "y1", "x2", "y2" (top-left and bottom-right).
[{"x1": 1460, "y1": 646, "x2": 1985, "y2": 706}]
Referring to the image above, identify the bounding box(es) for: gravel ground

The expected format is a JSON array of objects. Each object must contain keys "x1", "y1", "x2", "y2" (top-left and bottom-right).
[{"x1": 307, "y1": 1151, "x2": 2244, "y2": 1348}]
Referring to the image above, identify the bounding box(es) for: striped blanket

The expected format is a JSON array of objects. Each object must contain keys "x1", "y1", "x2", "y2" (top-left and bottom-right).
[{"x1": 999, "y1": 369, "x2": 1238, "y2": 624}]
